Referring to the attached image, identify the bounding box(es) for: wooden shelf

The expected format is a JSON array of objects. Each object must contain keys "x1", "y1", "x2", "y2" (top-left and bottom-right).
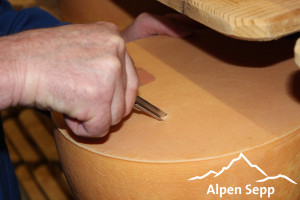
[
  {"x1": 2, "y1": 109, "x2": 74, "y2": 200},
  {"x1": 156, "y1": 0, "x2": 300, "y2": 41}
]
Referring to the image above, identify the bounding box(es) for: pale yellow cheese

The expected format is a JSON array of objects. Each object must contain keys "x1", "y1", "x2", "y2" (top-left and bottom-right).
[{"x1": 53, "y1": 31, "x2": 300, "y2": 199}]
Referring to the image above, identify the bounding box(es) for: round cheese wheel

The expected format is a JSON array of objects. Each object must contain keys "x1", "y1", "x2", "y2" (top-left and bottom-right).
[{"x1": 53, "y1": 30, "x2": 300, "y2": 199}]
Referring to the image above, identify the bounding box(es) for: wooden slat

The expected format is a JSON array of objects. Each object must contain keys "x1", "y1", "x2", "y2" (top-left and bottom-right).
[
  {"x1": 19, "y1": 110, "x2": 59, "y2": 161},
  {"x1": 5, "y1": 138, "x2": 21, "y2": 163},
  {"x1": 1, "y1": 109, "x2": 10, "y2": 119},
  {"x1": 8, "y1": 0, "x2": 36, "y2": 10},
  {"x1": 295, "y1": 37, "x2": 300, "y2": 67},
  {"x1": 34, "y1": 165, "x2": 69, "y2": 200},
  {"x1": 60, "y1": 172, "x2": 73, "y2": 197},
  {"x1": 156, "y1": 0, "x2": 300, "y2": 40},
  {"x1": 16, "y1": 165, "x2": 47, "y2": 200},
  {"x1": 3, "y1": 119, "x2": 40, "y2": 162}
]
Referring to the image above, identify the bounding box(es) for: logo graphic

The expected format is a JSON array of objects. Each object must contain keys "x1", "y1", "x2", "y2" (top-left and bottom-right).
[{"x1": 188, "y1": 153, "x2": 297, "y2": 184}]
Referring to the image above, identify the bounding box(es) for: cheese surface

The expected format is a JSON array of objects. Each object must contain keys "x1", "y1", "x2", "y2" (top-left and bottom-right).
[{"x1": 53, "y1": 30, "x2": 300, "y2": 162}]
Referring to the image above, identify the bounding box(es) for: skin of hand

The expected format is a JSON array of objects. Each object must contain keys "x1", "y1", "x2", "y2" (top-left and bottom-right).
[
  {"x1": 0, "y1": 13, "x2": 198, "y2": 138},
  {"x1": 121, "y1": 12, "x2": 203, "y2": 42},
  {"x1": 0, "y1": 22, "x2": 139, "y2": 138}
]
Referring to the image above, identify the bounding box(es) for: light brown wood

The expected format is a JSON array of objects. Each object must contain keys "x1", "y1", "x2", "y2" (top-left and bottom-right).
[
  {"x1": 19, "y1": 109, "x2": 58, "y2": 161},
  {"x1": 34, "y1": 165, "x2": 69, "y2": 200},
  {"x1": 1, "y1": 109, "x2": 10, "y2": 119},
  {"x1": 57, "y1": 0, "x2": 172, "y2": 30},
  {"x1": 53, "y1": 31, "x2": 300, "y2": 199},
  {"x1": 5, "y1": 138, "x2": 20, "y2": 163},
  {"x1": 295, "y1": 37, "x2": 300, "y2": 67},
  {"x1": 3, "y1": 119, "x2": 40, "y2": 162},
  {"x1": 4, "y1": 108, "x2": 74, "y2": 199},
  {"x1": 16, "y1": 165, "x2": 47, "y2": 200},
  {"x1": 58, "y1": 0, "x2": 133, "y2": 30},
  {"x1": 156, "y1": 0, "x2": 300, "y2": 40},
  {"x1": 8, "y1": 0, "x2": 35, "y2": 10}
]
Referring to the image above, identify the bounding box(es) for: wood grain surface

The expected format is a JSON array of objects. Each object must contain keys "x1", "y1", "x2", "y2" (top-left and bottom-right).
[
  {"x1": 3, "y1": 109, "x2": 74, "y2": 200},
  {"x1": 156, "y1": 0, "x2": 300, "y2": 40}
]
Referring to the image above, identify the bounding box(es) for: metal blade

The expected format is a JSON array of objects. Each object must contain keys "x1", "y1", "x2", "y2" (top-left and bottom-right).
[{"x1": 134, "y1": 96, "x2": 167, "y2": 121}]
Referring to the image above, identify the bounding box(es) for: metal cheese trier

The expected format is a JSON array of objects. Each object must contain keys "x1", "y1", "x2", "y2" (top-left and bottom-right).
[{"x1": 134, "y1": 96, "x2": 167, "y2": 121}]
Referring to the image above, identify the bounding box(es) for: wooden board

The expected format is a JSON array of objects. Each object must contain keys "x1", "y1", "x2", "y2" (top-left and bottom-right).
[
  {"x1": 3, "y1": 119, "x2": 41, "y2": 163},
  {"x1": 34, "y1": 166, "x2": 69, "y2": 200},
  {"x1": 19, "y1": 110, "x2": 59, "y2": 161},
  {"x1": 16, "y1": 165, "x2": 47, "y2": 200},
  {"x1": 3, "y1": 108, "x2": 74, "y2": 199},
  {"x1": 57, "y1": 0, "x2": 173, "y2": 30},
  {"x1": 5, "y1": 138, "x2": 21, "y2": 163},
  {"x1": 53, "y1": 30, "x2": 300, "y2": 199},
  {"x1": 156, "y1": 0, "x2": 300, "y2": 40}
]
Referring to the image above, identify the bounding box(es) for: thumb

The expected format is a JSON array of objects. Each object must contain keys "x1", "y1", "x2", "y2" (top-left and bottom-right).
[{"x1": 122, "y1": 12, "x2": 199, "y2": 42}]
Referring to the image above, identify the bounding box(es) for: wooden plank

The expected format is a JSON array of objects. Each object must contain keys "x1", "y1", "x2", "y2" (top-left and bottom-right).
[
  {"x1": 3, "y1": 119, "x2": 40, "y2": 162},
  {"x1": 8, "y1": 0, "x2": 36, "y2": 10},
  {"x1": 15, "y1": 165, "x2": 47, "y2": 200},
  {"x1": 60, "y1": 172, "x2": 73, "y2": 197},
  {"x1": 19, "y1": 109, "x2": 59, "y2": 161},
  {"x1": 5, "y1": 138, "x2": 21, "y2": 163},
  {"x1": 58, "y1": 0, "x2": 173, "y2": 30},
  {"x1": 295, "y1": 37, "x2": 300, "y2": 67},
  {"x1": 1, "y1": 109, "x2": 10, "y2": 119},
  {"x1": 34, "y1": 165, "x2": 69, "y2": 200},
  {"x1": 156, "y1": 0, "x2": 300, "y2": 40}
]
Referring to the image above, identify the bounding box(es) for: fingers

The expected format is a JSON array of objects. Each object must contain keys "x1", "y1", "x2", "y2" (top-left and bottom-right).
[
  {"x1": 121, "y1": 12, "x2": 205, "y2": 42},
  {"x1": 141, "y1": 13, "x2": 196, "y2": 38},
  {"x1": 68, "y1": 38, "x2": 137, "y2": 137},
  {"x1": 64, "y1": 106, "x2": 111, "y2": 137},
  {"x1": 45, "y1": 22, "x2": 138, "y2": 138},
  {"x1": 124, "y1": 51, "x2": 139, "y2": 116},
  {"x1": 110, "y1": 50, "x2": 138, "y2": 124},
  {"x1": 66, "y1": 52, "x2": 137, "y2": 137},
  {"x1": 110, "y1": 67, "x2": 126, "y2": 125}
]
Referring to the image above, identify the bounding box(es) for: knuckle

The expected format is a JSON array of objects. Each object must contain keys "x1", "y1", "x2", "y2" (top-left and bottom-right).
[
  {"x1": 98, "y1": 122, "x2": 111, "y2": 137},
  {"x1": 103, "y1": 22, "x2": 119, "y2": 32},
  {"x1": 128, "y1": 74, "x2": 139, "y2": 91},
  {"x1": 137, "y1": 12, "x2": 151, "y2": 21},
  {"x1": 82, "y1": 83, "x2": 101, "y2": 100},
  {"x1": 95, "y1": 22, "x2": 120, "y2": 34},
  {"x1": 105, "y1": 55, "x2": 122, "y2": 73},
  {"x1": 92, "y1": 22, "x2": 125, "y2": 52},
  {"x1": 108, "y1": 34, "x2": 125, "y2": 49},
  {"x1": 97, "y1": 129, "x2": 109, "y2": 137},
  {"x1": 111, "y1": 114, "x2": 123, "y2": 125},
  {"x1": 112, "y1": 106, "x2": 125, "y2": 125}
]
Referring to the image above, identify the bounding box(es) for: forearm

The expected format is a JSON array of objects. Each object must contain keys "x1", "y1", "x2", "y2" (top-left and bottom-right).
[{"x1": 0, "y1": 23, "x2": 139, "y2": 137}]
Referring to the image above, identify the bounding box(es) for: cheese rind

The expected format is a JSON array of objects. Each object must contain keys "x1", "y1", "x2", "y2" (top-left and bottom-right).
[{"x1": 53, "y1": 32, "x2": 300, "y2": 199}]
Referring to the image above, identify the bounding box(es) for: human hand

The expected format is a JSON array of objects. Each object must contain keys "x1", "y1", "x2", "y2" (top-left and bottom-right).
[
  {"x1": 1, "y1": 23, "x2": 138, "y2": 137},
  {"x1": 121, "y1": 12, "x2": 203, "y2": 42}
]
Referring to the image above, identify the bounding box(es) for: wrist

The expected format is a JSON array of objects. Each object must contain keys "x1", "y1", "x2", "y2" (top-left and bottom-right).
[{"x1": 0, "y1": 33, "x2": 30, "y2": 109}]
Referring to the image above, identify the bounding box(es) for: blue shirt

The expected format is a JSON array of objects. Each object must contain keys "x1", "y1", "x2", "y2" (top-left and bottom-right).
[{"x1": 0, "y1": 1, "x2": 68, "y2": 199}]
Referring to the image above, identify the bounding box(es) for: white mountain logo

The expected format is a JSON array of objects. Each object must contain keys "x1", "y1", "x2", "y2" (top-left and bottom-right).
[{"x1": 188, "y1": 153, "x2": 297, "y2": 184}]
